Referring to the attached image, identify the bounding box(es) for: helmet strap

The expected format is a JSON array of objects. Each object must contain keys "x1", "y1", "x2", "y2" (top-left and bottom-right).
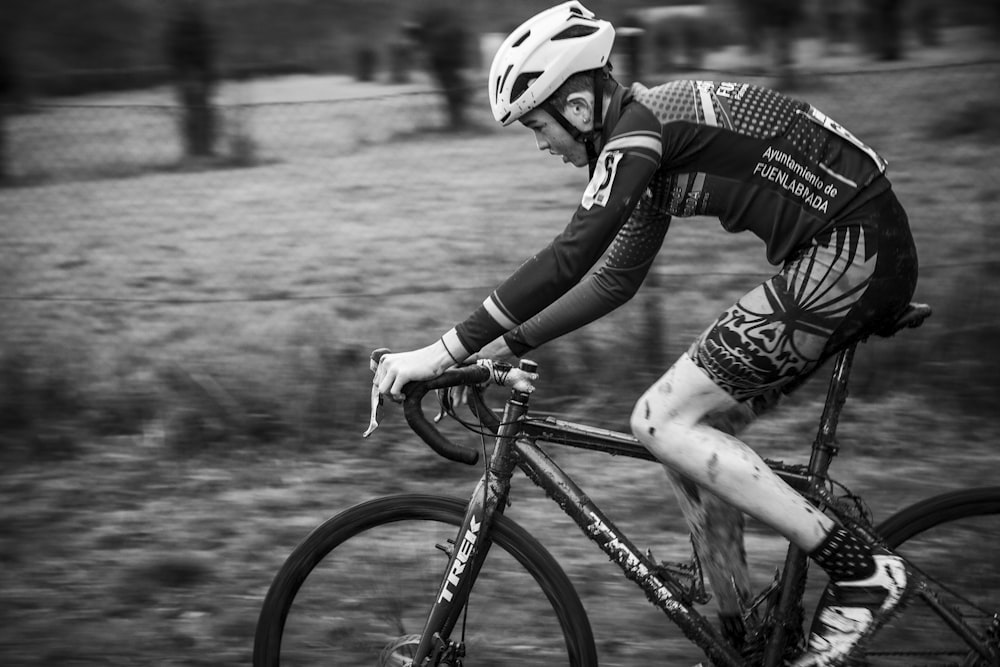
[
  {"x1": 591, "y1": 68, "x2": 604, "y2": 137},
  {"x1": 543, "y1": 68, "x2": 608, "y2": 175},
  {"x1": 586, "y1": 68, "x2": 605, "y2": 173},
  {"x1": 542, "y1": 100, "x2": 585, "y2": 142}
]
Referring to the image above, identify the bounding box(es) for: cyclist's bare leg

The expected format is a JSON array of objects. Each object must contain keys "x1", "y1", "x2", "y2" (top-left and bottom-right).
[
  {"x1": 661, "y1": 399, "x2": 769, "y2": 619},
  {"x1": 631, "y1": 353, "x2": 833, "y2": 551},
  {"x1": 632, "y1": 226, "x2": 878, "y2": 550},
  {"x1": 661, "y1": 392, "x2": 793, "y2": 638},
  {"x1": 636, "y1": 216, "x2": 916, "y2": 661}
]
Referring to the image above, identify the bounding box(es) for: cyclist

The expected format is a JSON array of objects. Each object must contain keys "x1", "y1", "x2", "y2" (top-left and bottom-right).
[{"x1": 373, "y1": 2, "x2": 918, "y2": 663}]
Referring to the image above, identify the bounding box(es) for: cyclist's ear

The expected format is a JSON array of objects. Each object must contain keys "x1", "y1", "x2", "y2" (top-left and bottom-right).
[{"x1": 564, "y1": 91, "x2": 595, "y2": 130}]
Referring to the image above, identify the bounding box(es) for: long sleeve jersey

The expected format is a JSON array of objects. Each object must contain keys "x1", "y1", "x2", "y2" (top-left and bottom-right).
[{"x1": 440, "y1": 79, "x2": 891, "y2": 360}]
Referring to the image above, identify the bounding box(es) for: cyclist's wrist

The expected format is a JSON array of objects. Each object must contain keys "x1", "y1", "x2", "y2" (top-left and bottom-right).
[{"x1": 437, "y1": 328, "x2": 468, "y2": 369}]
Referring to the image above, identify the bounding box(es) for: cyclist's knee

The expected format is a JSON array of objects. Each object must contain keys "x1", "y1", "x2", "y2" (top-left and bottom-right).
[
  {"x1": 631, "y1": 400, "x2": 704, "y2": 473},
  {"x1": 630, "y1": 365, "x2": 684, "y2": 444},
  {"x1": 630, "y1": 354, "x2": 736, "y2": 452},
  {"x1": 630, "y1": 390, "x2": 677, "y2": 446}
]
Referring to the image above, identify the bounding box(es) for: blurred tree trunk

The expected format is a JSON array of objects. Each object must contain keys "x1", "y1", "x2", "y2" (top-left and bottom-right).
[
  {"x1": 166, "y1": 0, "x2": 217, "y2": 158},
  {"x1": 0, "y1": 16, "x2": 13, "y2": 183},
  {"x1": 861, "y1": 0, "x2": 905, "y2": 61},
  {"x1": 0, "y1": 109, "x2": 7, "y2": 185},
  {"x1": 641, "y1": 267, "x2": 669, "y2": 372}
]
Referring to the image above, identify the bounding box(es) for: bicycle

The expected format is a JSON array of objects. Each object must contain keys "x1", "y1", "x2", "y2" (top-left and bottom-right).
[{"x1": 253, "y1": 301, "x2": 1000, "y2": 666}]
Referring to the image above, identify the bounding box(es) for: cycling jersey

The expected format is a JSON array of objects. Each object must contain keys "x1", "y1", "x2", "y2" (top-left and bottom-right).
[{"x1": 441, "y1": 80, "x2": 897, "y2": 364}]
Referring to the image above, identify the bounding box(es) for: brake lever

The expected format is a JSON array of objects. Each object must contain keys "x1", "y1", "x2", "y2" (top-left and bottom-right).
[
  {"x1": 362, "y1": 382, "x2": 382, "y2": 438},
  {"x1": 433, "y1": 388, "x2": 452, "y2": 424},
  {"x1": 363, "y1": 348, "x2": 390, "y2": 438}
]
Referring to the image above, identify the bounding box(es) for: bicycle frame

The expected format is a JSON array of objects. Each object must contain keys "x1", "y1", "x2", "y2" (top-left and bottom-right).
[{"x1": 407, "y1": 308, "x2": 992, "y2": 666}]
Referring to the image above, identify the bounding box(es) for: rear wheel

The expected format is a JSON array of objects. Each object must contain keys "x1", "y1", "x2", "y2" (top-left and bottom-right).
[
  {"x1": 253, "y1": 494, "x2": 598, "y2": 666},
  {"x1": 836, "y1": 487, "x2": 1000, "y2": 665}
]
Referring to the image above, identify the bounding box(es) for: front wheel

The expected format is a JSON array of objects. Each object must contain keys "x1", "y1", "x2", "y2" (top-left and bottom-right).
[
  {"x1": 253, "y1": 494, "x2": 598, "y2": 666},
  {"x1": 835, "y1": 487, "x2": 1000, "y2": 666}
]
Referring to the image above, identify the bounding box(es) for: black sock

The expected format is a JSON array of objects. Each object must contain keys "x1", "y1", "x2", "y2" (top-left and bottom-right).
[{"x1": 810, "y1": 525, "x2": 876, "y2": 582}]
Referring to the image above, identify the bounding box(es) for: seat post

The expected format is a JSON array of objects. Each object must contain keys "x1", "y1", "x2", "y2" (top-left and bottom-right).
[{"x1": 807, "y1": 343, "x2": 858, "y2": 480}]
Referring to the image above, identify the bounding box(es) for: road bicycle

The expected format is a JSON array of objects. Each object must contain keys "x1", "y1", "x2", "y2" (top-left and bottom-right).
[{"x1": 253, "y1": 301, "x2": 1000, "y2": 666}]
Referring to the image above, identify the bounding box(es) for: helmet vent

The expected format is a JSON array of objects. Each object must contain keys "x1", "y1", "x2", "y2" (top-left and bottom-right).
[
  {"x1": 498, "y1": 65, "x2": 514, "y2": 100},
  {"x1": 511, "y1": 30, "x2": 530, "y2": 48},
  {"x1": 551, "y1": 24, "x2": 599, "y2": 41},
  {"x1": 510, "y1": 71, "x2": 542, "y2": 103}
]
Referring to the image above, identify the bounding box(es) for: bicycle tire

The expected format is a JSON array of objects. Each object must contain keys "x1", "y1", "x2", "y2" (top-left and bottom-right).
[
  {"x1": 253, "y1": 493, "x2": 598, "y2": 667},
  {"x1": 818, "y1": 487, "x2": 1000, "y2": 666}
]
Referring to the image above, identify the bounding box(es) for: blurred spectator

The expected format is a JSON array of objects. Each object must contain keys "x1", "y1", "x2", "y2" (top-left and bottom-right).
[
  {"x1": 406, "y1": 6, "x2": 470, "y2": 129},
  {"x1": 820, "y1": 3, "x2": 852, "y2": 55},
  {"x1": 388, "y1": 33, "x2": 414, "y2": 84},
  {"x1": 734, "y1": 0, "x2": 804, "y2": 86},
  {"x1": 914, "y1": 0, "x2": 941, "y2": 48},
  {"x1": 356, "y1": 44, "x2": 377, "y2": 83},
  {"x1": 165, "y1": 0, "x2": 217, "y2": 158}
]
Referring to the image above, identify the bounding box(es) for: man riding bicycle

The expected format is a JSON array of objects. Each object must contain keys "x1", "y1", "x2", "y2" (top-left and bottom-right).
[{"x1": 373, "y1": 3, "x2": 919, "y2": 664}]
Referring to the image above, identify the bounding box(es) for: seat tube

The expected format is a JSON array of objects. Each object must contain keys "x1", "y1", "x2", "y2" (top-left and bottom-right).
[
  {"x1": 764, "y1": 345, "x2": 859, "y2": 665},
  {"x1": 808, "y1": 344, "x2": 857, "y2": 479}
]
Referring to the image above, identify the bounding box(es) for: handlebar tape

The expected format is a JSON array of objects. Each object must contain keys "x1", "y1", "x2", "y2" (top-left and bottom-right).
[{"x1": 402, "y1": 365, "x2": 491, "y2": 465}]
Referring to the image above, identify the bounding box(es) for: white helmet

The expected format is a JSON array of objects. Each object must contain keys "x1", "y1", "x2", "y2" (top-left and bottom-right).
[{"x1": 488, "y1": 1, "x2": 615, "y2": 126}]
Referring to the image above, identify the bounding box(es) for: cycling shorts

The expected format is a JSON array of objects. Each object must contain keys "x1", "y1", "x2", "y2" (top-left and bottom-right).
[{"x1": 690, "y1": 188, "x2": 918, "y2": 401}]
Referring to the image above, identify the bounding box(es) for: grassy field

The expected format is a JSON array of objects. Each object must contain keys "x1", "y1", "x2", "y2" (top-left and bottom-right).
[{"x1": 1, "y1": 42, "x2": 999, "y2": 666}]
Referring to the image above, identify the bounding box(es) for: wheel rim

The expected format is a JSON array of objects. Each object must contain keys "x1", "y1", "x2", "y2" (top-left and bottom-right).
[{"x1": 271, "y1": 508, "x2": 586, "y2": 666}]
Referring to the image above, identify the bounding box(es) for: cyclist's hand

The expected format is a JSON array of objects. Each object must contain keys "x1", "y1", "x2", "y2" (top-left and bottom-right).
[
  {"x1": 464, "y1": 336, "x2": 519, "y2": 366},
  {"x1": 427, "y1": 338, "x2": 523, "y2": 422},
  {"x1": 374, "y1": 341, "x2": 453, "y2": 401},
  {"x1": 438, "y1": 337, "x2": 520, "y2": 413}
]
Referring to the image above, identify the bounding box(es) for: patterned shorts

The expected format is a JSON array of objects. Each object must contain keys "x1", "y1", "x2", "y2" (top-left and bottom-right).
[{"x1": 691, "y1": 189, "x2": 918, "y2": 401}]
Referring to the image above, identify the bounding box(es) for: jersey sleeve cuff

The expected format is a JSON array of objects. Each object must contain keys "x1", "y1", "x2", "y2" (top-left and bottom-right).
[{"x1": 440, "y1": 328, "x2": 470, "y2": 365}]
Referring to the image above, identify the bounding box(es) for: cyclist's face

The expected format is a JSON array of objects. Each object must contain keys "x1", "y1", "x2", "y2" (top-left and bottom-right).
[{"x1": 520, "y1": 108, "x2": 589, "y2": 168}]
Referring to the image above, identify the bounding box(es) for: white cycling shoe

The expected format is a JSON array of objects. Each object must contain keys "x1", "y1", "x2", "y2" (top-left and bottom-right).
[{"x1": 792, "y1": 554, "x2": 913, "y2": 666}]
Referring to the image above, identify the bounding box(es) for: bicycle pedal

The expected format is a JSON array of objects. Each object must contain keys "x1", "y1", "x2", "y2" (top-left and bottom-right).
[{"x1": 651, "y1": 561, "x2": 712, "y2": 605}]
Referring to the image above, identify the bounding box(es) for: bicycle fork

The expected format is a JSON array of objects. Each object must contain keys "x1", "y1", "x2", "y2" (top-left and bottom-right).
[{"x1": 409, "y1": 385, "x2": 530, "y2": 666}]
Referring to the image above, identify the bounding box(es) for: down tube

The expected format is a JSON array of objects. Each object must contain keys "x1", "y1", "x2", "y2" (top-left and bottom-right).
[{"x1": 514, "y1": 439, "x2": 744, "y2": 667}]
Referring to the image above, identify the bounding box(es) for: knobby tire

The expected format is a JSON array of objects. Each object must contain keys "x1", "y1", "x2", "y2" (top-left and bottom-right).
[{"x1": 253, "y1": 493, "x2": 598, "y2": 667}]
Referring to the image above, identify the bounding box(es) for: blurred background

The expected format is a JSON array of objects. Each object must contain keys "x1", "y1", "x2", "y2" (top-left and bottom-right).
[{"x1": 1, "y1": 0, "x2": 998, "y2": 665}]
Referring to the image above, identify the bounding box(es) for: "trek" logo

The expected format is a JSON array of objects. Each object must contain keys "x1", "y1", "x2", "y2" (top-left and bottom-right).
[{"x1": 437, "y1": 516, "x2": 481, "y2": 603}]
